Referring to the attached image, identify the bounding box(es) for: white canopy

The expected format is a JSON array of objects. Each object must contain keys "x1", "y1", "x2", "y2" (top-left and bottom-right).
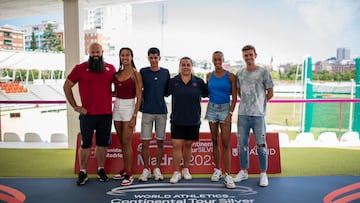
[{"x1": 0, "y1": 50, "x2": 65, "y2": 71}]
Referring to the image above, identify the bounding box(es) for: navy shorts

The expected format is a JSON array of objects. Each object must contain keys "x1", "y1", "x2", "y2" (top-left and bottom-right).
[
  {"x1": 170, "y1": 123, "x2": 200, "y2": 141},
  {"x1": 79, "y1": 114, "x2": 112, "y2": 148}
]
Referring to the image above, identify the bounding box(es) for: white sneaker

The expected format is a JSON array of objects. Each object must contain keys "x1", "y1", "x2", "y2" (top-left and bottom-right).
[
  {"x1": 113, "y1": 170, "x2": 126, "y2": 180},
  {"x1": 224, "y1": 174, "x2": 236, "y2": 189},
  {"x1": 211, "y1": 168, "x2": 222, "y2": 181},
  {"x1": 169, "y1": 171, "x2": 181, "y2": 184},
  {"x1": 181, "y1": 168, "x2": 192, "y2": 180},
  {"x1": 138, "y1": 168, "x2": 151, "y2": 182},
  {"x1": 233, "y1": 170, "x2": 248, "y2": 182},
  {"x1": 259, "y1": 172, "x2": 269, "y2": 187},
  {"x1": 121, "y1": 175, "x2": 134, "y2": 186},
  {"x1": 153, "y1": 167, "x2": 164, "y2": 181}
]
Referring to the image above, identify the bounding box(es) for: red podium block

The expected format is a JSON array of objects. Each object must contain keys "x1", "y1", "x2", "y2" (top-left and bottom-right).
[{"x1": 74, "y1": 132, "x2": 281, "y2": 174}]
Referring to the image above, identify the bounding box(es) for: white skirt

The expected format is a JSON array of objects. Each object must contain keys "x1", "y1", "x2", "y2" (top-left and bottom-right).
[{"x1": 112, "y1": 98, "x2": 135, "y2": 121}]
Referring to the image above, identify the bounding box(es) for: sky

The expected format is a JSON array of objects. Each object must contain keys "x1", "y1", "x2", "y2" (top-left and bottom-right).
[{"x1": 1, "y1": 0, "x2": 360, "y2": 66}]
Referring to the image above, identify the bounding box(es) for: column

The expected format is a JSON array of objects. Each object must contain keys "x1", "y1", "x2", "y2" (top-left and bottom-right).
[
  {"x1": 63, "y1": 0, "x2": 81, "y2": 148},
  {"x1": 353, "y1": 58, "x2": 360, "y2": 133}
]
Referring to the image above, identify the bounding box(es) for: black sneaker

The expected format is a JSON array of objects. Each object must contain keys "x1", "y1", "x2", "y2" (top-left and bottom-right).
[
  {"x1": 76, "y1": 171, "x2": 88, "y2": 185},
  {"x1": 97, "y1": 168, "x2": 109, "y2": 182}
]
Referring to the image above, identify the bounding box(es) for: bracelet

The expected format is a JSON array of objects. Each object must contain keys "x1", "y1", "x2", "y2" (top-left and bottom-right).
[
  {"x1": 132, "y1": 113, "x2": 137, "y2": 118},
  {"x1": 229, "y1": 112, "x2": 233, "y2": 115}
]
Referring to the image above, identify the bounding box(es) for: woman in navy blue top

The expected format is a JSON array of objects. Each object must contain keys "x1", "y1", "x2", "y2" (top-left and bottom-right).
[{"x1": 166, "y1": 56, "x2": 208, "y2": 184}]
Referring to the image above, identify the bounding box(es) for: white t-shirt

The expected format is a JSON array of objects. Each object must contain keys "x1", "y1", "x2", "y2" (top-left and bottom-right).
[{"x1": 236, "y1": 66, "x2": 274, "y2": 116}]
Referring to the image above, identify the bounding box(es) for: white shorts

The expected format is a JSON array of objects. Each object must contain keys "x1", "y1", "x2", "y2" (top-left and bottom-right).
[{"x1": 112, "y1": 98, "x2": 135, "y2": 121}]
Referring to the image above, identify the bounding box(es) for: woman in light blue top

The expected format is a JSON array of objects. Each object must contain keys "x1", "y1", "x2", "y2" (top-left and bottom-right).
[{"x1": 205, "y1": 51, "x2": 237, "y2": 189}]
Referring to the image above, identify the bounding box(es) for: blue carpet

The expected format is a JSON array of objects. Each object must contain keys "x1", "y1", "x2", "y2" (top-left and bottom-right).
[{"x1": 0, "y1": 176, "x2": 360, "y2": 203}]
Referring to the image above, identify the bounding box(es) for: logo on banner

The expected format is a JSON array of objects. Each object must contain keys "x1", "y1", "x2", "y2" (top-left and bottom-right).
[
  {"x1": 249, "y1": 145, "x2": 277, "y2": 156},
  {"x1": 107, "y1": 183, "x2": 258, "y2": 203}
]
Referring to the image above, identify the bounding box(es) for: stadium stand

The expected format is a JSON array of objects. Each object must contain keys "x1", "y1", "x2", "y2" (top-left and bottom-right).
[
  {"x1": 28, "y1": 84, "x2": 64, "y2": 100},
  {"x1": 3, "y1": 132, "x2": 22, "y2": 142},
  {"x1": 0, "y1": 81, "x2": 64, "y2": 101},
  {"x1": 317, "y1": 132, "x2": 339, "y2": 144},
  {"x1": 0, "y1": 81, "x2": 28, "y2": 94},
  {"x1": 50, "y1": 133, "x2": 67, "y2": 143},
  {"x1": 340, "y1": 132, "x2": 360, "y2": 143},
  {"x1": 24, "y1": 132, "x2": 43, "y2": 142},
  {"x1": 294, "y1": 132, "x2": 316, "y2": 144},
  {"x1": 278, "y1": 132, "x2": 290, "y2": 147}
]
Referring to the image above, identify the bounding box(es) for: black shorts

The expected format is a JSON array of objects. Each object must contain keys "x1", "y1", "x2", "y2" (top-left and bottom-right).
[
  {"x1": 170, "y1": 123, "x2": 200, "y2": 141},
  {"x1": 79, "y1": 114, "x2": 112, "y2": 148}
]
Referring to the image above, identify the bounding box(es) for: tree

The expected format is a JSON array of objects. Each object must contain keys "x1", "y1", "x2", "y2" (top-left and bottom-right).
[
  {"x1": 319, "y1": 70, "x2": 332, "y2": 80},
  {"x1": 270, "y1": 70, "x2": 280, "y2": 80},
  {"x1": 313, "y1": 73, "x2": 319, "y2": 80},
  {"x1": 285, "y1": 65, "x2": 301, "y2": 81},
  {"x1": 30, "y1": 32, "x2": 37, "y2": 50},
  {"x1": 342, "y1": 71, "x2": 353, "y2": 81},
  {"x1": 42, "y1": 23, "x2": 64, "y2": 52}
]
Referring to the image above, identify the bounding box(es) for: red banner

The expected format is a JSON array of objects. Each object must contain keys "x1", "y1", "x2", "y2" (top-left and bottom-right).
[{"x1": 74, "y1": 132, "x2": 281, "y2": 174}]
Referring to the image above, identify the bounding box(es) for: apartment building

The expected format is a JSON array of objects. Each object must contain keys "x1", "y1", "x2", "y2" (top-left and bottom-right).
[
  {"x1": 84, "y1": 28, "x2": 109, "y2": 55},
  {"x1": 0, "y1": 27, "x2": 24, "y2": 50},
  {"x1": 336, "y1": 47, "x2": 350, "y2": 62},
  {"x1": 22, "y1": 20, "x2": 64, "y2": 51}
]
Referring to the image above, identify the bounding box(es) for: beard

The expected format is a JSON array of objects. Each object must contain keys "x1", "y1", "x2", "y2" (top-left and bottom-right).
[{"x1": 88, "y1": 56, "x2": 105, "y2": 72}]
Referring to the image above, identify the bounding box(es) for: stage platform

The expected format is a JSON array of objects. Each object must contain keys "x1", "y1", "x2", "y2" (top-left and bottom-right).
[{"x1": 1, "y1": 176, "x2": 359, "y2": 203}]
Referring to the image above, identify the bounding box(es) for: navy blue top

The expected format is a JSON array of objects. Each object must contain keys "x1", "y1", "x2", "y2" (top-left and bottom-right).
[
  {"x1": 140, "y1": 67, "x2": 170, "y2": 114},
  {"x1": 167, "y1": 74, "x2": 209, "y2": 126}
]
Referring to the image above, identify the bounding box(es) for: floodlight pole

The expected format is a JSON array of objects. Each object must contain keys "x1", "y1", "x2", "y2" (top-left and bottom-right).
[
  {"x1": 159, "y1": 3, "x2": 167, "y2": 54},
  {"x1": 300, "y1": 58, "x2": 307, "y2": 133}
]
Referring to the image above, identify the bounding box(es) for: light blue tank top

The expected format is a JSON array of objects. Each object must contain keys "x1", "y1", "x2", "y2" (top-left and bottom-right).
[{"x1": 208, "y1": 71, "x2": 231, "y2": 104}]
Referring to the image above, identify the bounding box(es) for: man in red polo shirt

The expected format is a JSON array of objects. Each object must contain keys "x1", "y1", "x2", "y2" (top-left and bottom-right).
[{"x1": 63, "y1": 42, "x2": 116, "y2": 186}]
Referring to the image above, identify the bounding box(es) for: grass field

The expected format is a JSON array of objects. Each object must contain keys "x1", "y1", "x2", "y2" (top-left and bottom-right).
[
  {"x1": 1, "y1": 148, "x2": 359, "y2": 178},
  {"x1": 266, "y1": 99, "x2": 301, "y2": 127},
  {"x1": 265, "y1": 95, "x2": 355, "y2": 140}
]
